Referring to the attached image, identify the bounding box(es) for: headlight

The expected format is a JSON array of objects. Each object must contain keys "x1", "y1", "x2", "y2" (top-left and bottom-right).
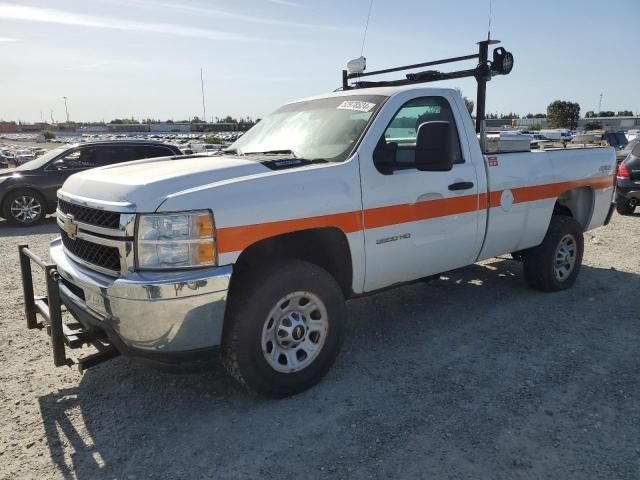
[{"x1": 136, "y1": 210, "x2": 216, "y2": 270}]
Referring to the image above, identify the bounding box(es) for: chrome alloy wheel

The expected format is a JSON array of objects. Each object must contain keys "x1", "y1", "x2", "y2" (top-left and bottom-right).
[
  {"x1": 10, "y1": 195, "x2": 42, "y2": 223},
  {"x1": 553, "y1": 233, "x2": 577, "y2": 281},
  {"x1": 261, "y1": 291, "x2": 329, "y2": 373}
]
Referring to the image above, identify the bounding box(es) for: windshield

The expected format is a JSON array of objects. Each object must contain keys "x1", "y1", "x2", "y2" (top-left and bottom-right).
[
  {"x1": 13, "y1": 147, "x2": 67, "y2": 171},
  {"x1": 229, "y1": 94, "x2": 387, "y2": 162}
]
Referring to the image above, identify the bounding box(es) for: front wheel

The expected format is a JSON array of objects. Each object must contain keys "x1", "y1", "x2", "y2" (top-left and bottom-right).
[
  {"x1": 2, "y1": 190, "x2": 46, "y2": 226},
  {"x1": 522, "y1": 216, "x2": 584, "y2": 292},
  {"x1": 221, "y1": 260, "x2": 346, "y2": 397}
]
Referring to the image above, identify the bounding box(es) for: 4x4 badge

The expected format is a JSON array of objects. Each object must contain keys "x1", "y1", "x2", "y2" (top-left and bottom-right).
[{"x1": 63, "y1": 215, "x2": 78, "y2": 240}]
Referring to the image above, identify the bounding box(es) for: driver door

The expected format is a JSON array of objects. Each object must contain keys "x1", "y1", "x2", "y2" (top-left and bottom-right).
[{"x1": 359, "y1": 92, "x2": 483, "y2": 291}]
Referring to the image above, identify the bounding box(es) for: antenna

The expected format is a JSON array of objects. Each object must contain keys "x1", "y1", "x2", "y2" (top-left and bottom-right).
[
  {"x1": 360, "y1": 0, "x2": 374, "y2": 57},
  {"x1": 487, "y1": 0, "x2": 493, "y2": 40}
]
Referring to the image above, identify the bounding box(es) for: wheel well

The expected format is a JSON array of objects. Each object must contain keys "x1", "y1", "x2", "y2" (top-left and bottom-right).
[
  {"x1": 231, "y1": 227, "x2": 354, "y2": 298},
  {"x1": 554, "y1": 187, "x2": 595, "y2": 231}
]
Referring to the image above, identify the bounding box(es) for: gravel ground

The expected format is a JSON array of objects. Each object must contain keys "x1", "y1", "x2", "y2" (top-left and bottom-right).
[{"x1": 1, "y1": 213, "x2": 639, "y2": 480}]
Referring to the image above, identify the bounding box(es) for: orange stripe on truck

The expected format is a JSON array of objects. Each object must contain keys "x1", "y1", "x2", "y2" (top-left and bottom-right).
[
  {"x1": 216, "y1": 175, "x2": 613, "y2": 254},
  {"x1": 363, "y1": 193, "x2": 479, "y2": 229},
  {"x1": 217, "y1": 211, "x2": 362, "y2": 254}
]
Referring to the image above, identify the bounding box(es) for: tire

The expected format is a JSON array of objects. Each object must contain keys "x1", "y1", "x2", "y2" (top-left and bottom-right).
[
  {"x1": 615, "y1": 195, "x2": 636, "y2": 215},
  {"x1": 510, "y1": 251, "x2": 524, "y2": 262},
  {"x1": 221, "y1": 259, "x2": 346, "y2": 397},
  {"x1": 2, "y1": 190, "x2": 46, "y2": 226},
  {"x1": 522, "y1": 216, "x2": 584, "y2": 292}
]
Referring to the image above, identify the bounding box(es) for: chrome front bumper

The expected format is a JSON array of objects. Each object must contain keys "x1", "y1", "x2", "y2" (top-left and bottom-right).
[{"x1": 50, "y1": 238, "x2": 232, "y2": 358}]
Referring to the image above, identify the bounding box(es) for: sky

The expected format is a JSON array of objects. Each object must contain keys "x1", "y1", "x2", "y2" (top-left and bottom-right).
[{"x1": 1, "y1": 0, "x2": 639, "y2": 123}]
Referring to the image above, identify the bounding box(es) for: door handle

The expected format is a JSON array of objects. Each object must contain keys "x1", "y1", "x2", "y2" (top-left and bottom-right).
[{"x1": 448, "y1": 181, "x2": 474, "y2": 191}]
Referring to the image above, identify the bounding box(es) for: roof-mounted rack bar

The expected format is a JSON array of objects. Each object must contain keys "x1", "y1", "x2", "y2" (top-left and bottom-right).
[{"x1": 341, "y1": 39, "x2": 514, "y2": 133}]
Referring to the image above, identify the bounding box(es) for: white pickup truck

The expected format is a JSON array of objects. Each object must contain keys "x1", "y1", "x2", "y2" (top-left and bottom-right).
[{"x1": 20, "y1": 86, "x2": 616, "y2": 397}]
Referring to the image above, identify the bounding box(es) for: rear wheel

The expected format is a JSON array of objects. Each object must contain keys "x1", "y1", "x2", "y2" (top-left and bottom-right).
[
  {"x1": 2, "y1": 190, "x2": 45, "y2": 226},
  {"x1": 522, "y1": 216, "x2": 584, "y2": 292},
  {"x1": 615, "y1": 195, "x2": 636, "y2": 215},
  {"x1": 221, "y1": 259, "x2": 346, "y2": 397}
]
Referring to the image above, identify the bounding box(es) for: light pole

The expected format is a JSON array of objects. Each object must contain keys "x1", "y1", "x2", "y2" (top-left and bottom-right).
[
  {"x1": 200, "y1": 68, "x2": 206, "y2": 123},
  {"x1": 62, "y1": 96, "x2": 69, "y2": 123},
  {"x1": 597, "y1": 93, "x2": 603, "y2": 115}
]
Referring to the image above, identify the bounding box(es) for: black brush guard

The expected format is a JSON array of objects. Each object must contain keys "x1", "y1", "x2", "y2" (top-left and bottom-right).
[{"x1": 18, "y1": 244, "x2": 120, "y2": 372}]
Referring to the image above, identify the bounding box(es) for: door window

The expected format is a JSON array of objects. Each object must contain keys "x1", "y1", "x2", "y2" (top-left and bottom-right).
[
  {"x1": 379, "y1": 96, "x2": 464, "y2": 171},
  {"x1": 53, "y1": 148, "x2": 98, "y2": 170},
  {"x1": 95, "y1": 147, "x2": 131, "y2": 165},
  {"x1": 135, "y1": 146, "x2": 176, "y2": 159}
]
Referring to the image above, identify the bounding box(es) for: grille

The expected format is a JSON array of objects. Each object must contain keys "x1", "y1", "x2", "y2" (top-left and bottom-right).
[
  {"x1": 58, "y1": 198, "x2": 121, "y2": 229},
  {"x1": 60, "y1": 230, "x2": 121, "y2": 272}
]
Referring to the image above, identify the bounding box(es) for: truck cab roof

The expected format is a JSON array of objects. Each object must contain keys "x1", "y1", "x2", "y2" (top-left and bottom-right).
[{"x1": 292, "y1": 86, "x2": 460, "y2": 104}]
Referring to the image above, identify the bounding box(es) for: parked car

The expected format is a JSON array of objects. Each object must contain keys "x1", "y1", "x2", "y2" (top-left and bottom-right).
[
  {"x1": 600, "y1": 131, "x2": 629, "y2": 151},
  {"x1": 0, "y1": 141, "x2": 181, "y2": 226},
  {"x1": 615, "y1": 137, "x2": 639, "y2": 164},
  {"x1": 540, "y1": 129, "x2": 572, "y2": 141},
  {"x1": 615, "y1": 141, "x2": 640, "y2": 215},
  {"x1": 21, "y1": 86, "x2": 616, "y2": 397}
]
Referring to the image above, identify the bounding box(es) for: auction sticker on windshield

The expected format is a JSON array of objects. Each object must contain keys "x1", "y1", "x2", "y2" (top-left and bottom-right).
[{"x1": 337, "y1": 101, "x2": 376, "y2": 112}]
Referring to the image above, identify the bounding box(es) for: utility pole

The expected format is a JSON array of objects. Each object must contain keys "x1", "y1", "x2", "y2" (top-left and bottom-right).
[
  {"x1": 50, "y1": 110, "x2": 55, "y2": 124},
  {"x1": 598, "y1": 93, "x2": 603, "y2": 115},
  {"x1": 200, "y1": 68, "x2": 206, "y2": 123}
]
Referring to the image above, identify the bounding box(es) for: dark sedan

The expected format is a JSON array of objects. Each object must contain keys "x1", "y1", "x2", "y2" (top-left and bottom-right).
[
  {"x1": 615, "y1": 141, "x2": 640, "y2": 215},
  {"x1": 0, "y1": 141, "x2": 181, "y2": 226}
]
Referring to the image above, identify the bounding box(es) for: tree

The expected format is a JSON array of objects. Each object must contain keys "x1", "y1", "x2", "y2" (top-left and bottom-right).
[
  {"x1": 547, "y1": 100, "x2": 580, "y2": 129},
  {"x1": 584, "y1": 121, "x2": 602, "y2": 130},
  {"x1": 585, "y1": 111, "x2": 596, "y2": 118},
  {"x1": 109, "y1": 117, "x2": 140, "y2": 124},
  {"x1": 205, "y1": 135, "x2": 225, "y2": 144},
  {"x1": 191, "y1": 116, "x2": 205, "y2": 123},
  {"x1": 528, "y1": 124, "x2": 541, "y2": 131},
  {"x1": 616, "y1": 110, "x2": 633, "y2": 117},
  {"x1": 42, "y1": 130, "x2": 55, "y2": 140},
  {"x1": 454, "y1": 88, "x2": 474, "y2": 115},
  {"x1": 598, "y1": 111, "x2": 615, "y2": 117},
  {"x1": 463, "y1": 97, "x2": 474, "y2": 115}
]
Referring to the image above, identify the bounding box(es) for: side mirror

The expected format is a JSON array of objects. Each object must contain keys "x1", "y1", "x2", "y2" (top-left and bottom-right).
[
  {"x1": 52, "y1": 159, "x2": 67, "y2": 170},
  {"x1": 415, "y1": 121, "x2": 454, "y2": 171},
  {"x1": 372, "y1": 137, "x2": 398, "y2": 175}
]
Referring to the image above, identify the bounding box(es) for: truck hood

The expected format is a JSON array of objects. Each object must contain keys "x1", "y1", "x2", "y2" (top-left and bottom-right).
[{"x1": 60, "y1": 155, "x2": 270, "y2": 211}]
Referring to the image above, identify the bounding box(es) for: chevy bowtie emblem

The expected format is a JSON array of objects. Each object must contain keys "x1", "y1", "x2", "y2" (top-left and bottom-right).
[{"x1": 64, "y1": 215, "x2": 78, "y2": 240}]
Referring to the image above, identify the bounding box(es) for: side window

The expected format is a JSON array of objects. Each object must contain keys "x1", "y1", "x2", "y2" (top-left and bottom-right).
[
  {"x1": 95, "y1": 147, "x2": 128, "y2": 166},
  {"x1": 130, "y1": 146, "x2": 175, "y2": 160},
  {"x1": 381, "y1": 96, "x2": 463, "y2": 165},
  {"x1": 56, "y1": 148, "x2": 98, "y2": 170}
]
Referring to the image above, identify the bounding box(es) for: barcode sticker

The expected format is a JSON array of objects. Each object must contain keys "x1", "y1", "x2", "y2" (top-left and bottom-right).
[{"x1": 337, "y1": 101, "x2": 376, "y2": 112}]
